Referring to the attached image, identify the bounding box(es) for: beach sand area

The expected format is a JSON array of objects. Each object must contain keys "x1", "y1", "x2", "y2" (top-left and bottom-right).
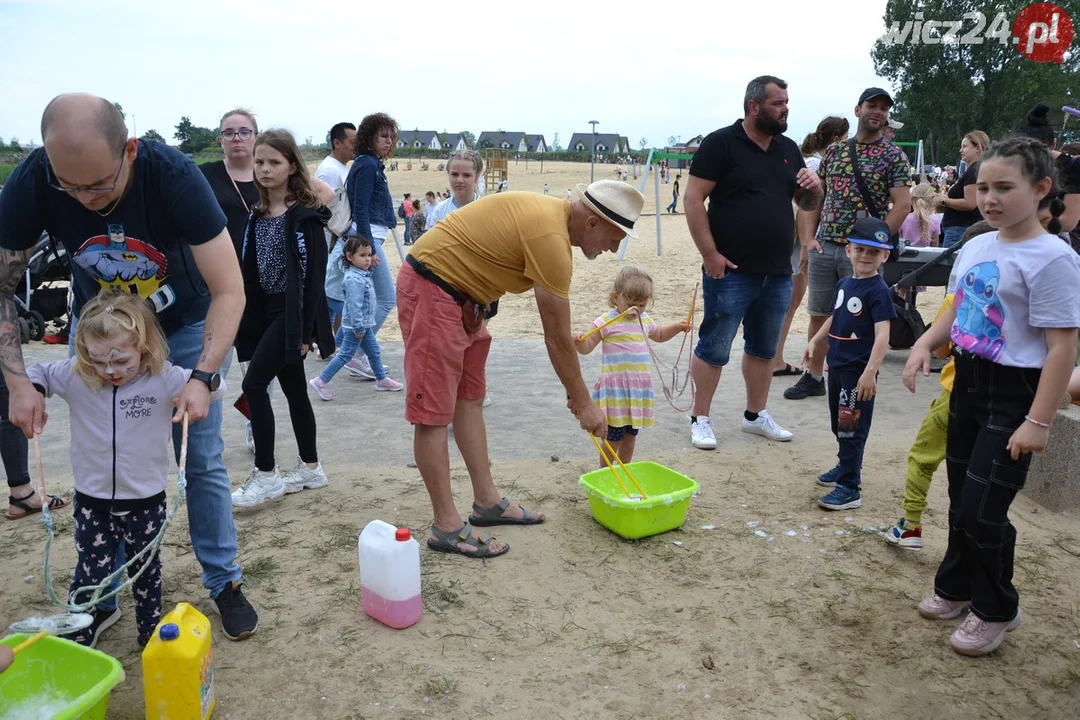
[{"x1": 2, "y1": 161, "x2": 1079, "y2": 719}]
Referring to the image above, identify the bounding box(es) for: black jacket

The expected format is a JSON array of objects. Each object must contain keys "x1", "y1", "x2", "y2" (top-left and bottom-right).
[{"x1": 237, "y1": 203, "x2": 334, "y2": 364}]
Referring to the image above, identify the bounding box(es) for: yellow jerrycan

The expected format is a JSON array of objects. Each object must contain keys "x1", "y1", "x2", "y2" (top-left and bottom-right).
[{"x1": 142, "y1": 602, "x2": 216, "y2": 719}]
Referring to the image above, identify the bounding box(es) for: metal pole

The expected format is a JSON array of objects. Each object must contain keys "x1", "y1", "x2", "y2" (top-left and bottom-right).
[
  {"x1": 654, "y1": 158, "x2": 663, "y2": 256},
  {"x1": 589, "y1": 120, "x2": 599, "y2": 183}
]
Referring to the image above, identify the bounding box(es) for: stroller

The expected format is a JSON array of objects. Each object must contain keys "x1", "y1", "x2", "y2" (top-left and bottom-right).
[
  {"x1": 881, "y1": 240, "x2": 966, "y2": 349},
  {"x1": 14, "y1": 232, "x2": 71, "y2": 343}
]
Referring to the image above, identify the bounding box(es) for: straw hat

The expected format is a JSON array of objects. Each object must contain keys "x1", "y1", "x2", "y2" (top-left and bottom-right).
[{"x1": 575, "y1": 180, "x2": 644, "y2": 239}]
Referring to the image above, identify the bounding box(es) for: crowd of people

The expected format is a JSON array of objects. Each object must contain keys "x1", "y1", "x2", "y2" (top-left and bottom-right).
[{"x1": 0, "y1": 81, "x2": 1078, "y2": 662}]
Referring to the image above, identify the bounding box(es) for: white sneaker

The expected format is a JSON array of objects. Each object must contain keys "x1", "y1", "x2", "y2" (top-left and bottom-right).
[
  {"x1": 232, "y1": 467, "x2": 285, "y2": 508},
  {"x1": 742, "y1": 410, "x2": 793, "y2": 442},
  {"x1": 690, "y1": 416, "x2": 717, "y2": 450},
  {"x1": 282, "y1": 457, "x2": 329, "y2": 494},
  {"x1": 346, "y1": 357, "x2": 375, "y2": 380}
]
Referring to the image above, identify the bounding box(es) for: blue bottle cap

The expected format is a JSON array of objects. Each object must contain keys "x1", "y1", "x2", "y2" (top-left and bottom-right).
[{"x1": 159, "y1": 623, "x2": 180, "y2": 641}]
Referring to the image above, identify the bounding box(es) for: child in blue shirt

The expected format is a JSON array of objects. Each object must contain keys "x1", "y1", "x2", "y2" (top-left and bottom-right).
[
  {"x1": 803, "y1": 218, "x2": 898, "y2": 510},
  {"x1": 310, "y1": 236, "x2": 403, "y2": 399}
]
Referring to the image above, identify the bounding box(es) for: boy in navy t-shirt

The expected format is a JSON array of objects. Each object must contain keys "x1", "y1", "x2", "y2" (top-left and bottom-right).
[{"x1": 802, "y1": 218, "x2": 897, "y2": 510}]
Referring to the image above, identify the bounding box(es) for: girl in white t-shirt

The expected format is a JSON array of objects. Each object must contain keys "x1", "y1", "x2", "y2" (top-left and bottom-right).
[{"x1": 903, "y1": 137, "x2": 1080, "y2": 657}]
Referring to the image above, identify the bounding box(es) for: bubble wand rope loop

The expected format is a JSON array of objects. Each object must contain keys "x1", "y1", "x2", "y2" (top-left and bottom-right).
[
  {"x1": 590, "y1": 434, "x2": 633, "y2": 499},
  {"x1": 39, "y1": 413, "x2": 191, "y2": 613}
]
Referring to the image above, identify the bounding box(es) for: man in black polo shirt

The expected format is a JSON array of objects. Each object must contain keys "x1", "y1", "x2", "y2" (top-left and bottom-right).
[{"x1": 685, "y1": 75, "x2": 822, "y2": 450}]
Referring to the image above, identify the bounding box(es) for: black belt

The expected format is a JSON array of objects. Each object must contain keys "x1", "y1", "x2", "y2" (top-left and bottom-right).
[
  {"x1": 405, "y1": 255, "x2": 499, "y2": 318},
  {"x1": 406, "y1": 255, "x2": 475, "y2": 306}
]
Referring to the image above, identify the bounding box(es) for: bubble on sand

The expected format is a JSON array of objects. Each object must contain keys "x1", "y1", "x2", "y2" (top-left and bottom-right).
[
  {"x1": 784, "y1": 530, "x2": 797, "y2": 537},
  {"x1": 754, "y1": 530, "x2": 768, "y2": 538},
  {"x1": 747, "y1": 521, "x2": 760, "y2": 528}
]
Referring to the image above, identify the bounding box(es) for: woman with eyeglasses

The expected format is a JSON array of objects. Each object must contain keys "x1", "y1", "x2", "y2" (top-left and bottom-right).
[
  {"x1": 344, "y1": 113, "x2": 399, "y2": 379},
  {"x1": 200, "y1": 109, "x2": 261, "y2": 258}
]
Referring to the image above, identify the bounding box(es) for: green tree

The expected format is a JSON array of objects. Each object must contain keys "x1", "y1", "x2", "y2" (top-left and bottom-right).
[
  {"x1": 460, "y1": 131, "x2": 476, "y2": 147},
  {"x1": 551, "y1": 132, "x2": 562, "y2": 151},
  {"x1": 639, "y1": 137, "x2": 648, "y2": 150},
  {"x1": 140, "y1": 129, "x2": 165, "y2": 143},
  {"x1": 477, "y1": 138, "x2": 494, "y2": 150},
  {"x1": 174, "y1": 117, "x2": 216, "y2": 153},
  {"x1": 872, "y1": 0, "x2": 1079, "y2": 163},
  {"x1": 8, "y1": 138, "x2": 20, "y2": 150},
  {"x1": 113, "y1": 102, "x2": 125, "y2": 120}
]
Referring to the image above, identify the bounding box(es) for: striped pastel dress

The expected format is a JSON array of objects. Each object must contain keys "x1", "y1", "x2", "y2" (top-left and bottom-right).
[{"x1": 590, "y1": 309, "x2": 656, "y2": 429}]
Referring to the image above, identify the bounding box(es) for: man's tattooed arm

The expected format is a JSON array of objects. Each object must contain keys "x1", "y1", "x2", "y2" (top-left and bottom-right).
[{"x1": 0, "y1": 248, "x2": 36, "y2": 379}]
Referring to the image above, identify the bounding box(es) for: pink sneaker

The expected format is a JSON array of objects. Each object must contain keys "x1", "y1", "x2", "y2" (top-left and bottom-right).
[
  {"x1": 309, "y1": 377, "x2": 333, "y2": 401},
  {"x1": 917, "y1": 593, "x2": 970, "y2": 620},
  {"x1": 374, "y1": 377, "x2": 403, "y2": 392},
  {"x1": 950, "y1": 609, "x2": 1022, "y2": 656}
]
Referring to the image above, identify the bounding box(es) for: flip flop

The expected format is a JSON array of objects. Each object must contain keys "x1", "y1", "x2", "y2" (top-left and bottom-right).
[
  {"x1": 469, "y1": 497, "x2": 544, "y2": 527},
  {"x1": 772, "y1": 363, "x2": 802, "y2": 377},
  {"x1": 5, "y1": 491, "x2": 71, "y2": 520},
  {"x1": 427, "y1": 522, "x2": 509, "y2": 559}
]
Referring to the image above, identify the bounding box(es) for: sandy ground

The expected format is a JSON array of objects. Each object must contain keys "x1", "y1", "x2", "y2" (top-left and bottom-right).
[{"x1": 2, "y1": 161, "x2": 1080, "y2": 719}]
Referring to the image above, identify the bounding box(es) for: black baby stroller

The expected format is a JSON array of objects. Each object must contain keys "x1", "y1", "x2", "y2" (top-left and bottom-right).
[
  {"x1": 881, "y1": 240, "x2": 966, "y2": 349},
  {"x1": 14, "y1": 232, "x2": 71, "y2": 343}
]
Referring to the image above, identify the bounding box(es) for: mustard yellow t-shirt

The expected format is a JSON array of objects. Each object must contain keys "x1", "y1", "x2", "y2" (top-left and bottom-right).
[
  {"x1": 935, "y1": 293, "x2": 956, "y2": 393},
  {"x1": 410, "y1": 193, "x2": 573, "y2": 305}
]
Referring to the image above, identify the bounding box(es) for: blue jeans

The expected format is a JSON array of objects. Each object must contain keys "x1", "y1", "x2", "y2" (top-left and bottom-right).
[
  {"x1": 319, "y1": 328, "x2": 385, "y2": 382},
  {"x1": 942, "y1": 225, "x2": 966, "y2": 249},
  {"x1": 326, "y1": 297, "x2": 344, "y2": 349},
  {"x1": 69, "y1": 316, "x2": 241, "y2": 608},
  {"x1": 694, "y1": 269, "x2": 793, "y2": 367},
  {"x1": 371, "y1": 238, "x2": 396, "y2": 334},
  {"x1": 828, "y1": 365, "x2": 876, "y2": 490}
]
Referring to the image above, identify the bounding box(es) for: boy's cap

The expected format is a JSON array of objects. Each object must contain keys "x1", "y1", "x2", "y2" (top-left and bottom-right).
[{"x1": 846, "y1": 217, "x2": 893, "y2": 250}]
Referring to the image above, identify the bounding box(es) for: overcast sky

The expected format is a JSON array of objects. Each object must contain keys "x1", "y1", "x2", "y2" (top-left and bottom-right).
[{"x1": 0, "y1": 0, "x2": 894, "y2": 150}]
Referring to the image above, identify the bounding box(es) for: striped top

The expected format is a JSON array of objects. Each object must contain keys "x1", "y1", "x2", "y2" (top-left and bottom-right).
[{"x1": 590, "y1": 309, "x2": 658, "y2": 429}]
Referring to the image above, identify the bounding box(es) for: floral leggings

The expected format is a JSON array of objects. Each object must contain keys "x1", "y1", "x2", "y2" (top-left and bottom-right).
[{"x1": 70, "y1": 499, "x2": 165, "y2": 644}]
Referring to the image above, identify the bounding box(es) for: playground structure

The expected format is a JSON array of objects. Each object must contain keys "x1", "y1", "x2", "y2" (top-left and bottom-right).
[
  {"x1": 482, "y1": 149, "x2": 509, "y2": 196},
  {"x1": 618, "y1": 149, "x2": 693, "y2": 260}
]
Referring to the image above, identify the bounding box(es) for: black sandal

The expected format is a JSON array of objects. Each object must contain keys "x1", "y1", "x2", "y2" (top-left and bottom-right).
[
  {"x1": 6, "y1": 490, "x2": 71, "y2": 520},
  {"x1": 469, "y1": 497, "x2": 544, "y2": 527},
  {"x1": 772, "y1": 363, "x2": 802, "y2": 377},
  {"x1": 427, "y1": 522, "x2": 509, "y2": 559}
]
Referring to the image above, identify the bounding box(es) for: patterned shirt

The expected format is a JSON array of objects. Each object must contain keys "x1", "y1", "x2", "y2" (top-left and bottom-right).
[
  {"x1": 817, "y1": 138, "x2": 910, "y2": 244},
  {"x1": 254, "y1": 214, "x2": 288, "y2": 294}
]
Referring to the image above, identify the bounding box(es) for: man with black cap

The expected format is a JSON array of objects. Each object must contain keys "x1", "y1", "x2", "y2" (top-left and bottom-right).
[{"x1": 785, "y1": 87, "x2": 911, "y2": 401}]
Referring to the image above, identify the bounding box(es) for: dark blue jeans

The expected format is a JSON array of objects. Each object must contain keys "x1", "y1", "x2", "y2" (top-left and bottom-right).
[
  {"x1": 0, "y1": 372, "x2": 30, "y2": 491},
  {"x1": 827, "y1": 365, "x2": 876, "y2": 490}
]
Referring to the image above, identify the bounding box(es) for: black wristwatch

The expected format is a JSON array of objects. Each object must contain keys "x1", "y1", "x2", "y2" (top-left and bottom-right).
[{"x1": 190, "y1": 370, "x2": 221, "y2": 392}]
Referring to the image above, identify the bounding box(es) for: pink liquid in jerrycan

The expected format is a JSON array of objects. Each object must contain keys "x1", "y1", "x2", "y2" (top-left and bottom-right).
[{"x1": 358, "y1": 520, "x2": 423, "y2": 629}]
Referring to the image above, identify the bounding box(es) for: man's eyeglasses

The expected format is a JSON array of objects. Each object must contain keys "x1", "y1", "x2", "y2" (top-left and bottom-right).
[
  {"x1": 47, "y1": 152, "x2": 125, "y2": 195},
  {"x1": 221, "y1": 128, "x2": 255, "y2": 141}
]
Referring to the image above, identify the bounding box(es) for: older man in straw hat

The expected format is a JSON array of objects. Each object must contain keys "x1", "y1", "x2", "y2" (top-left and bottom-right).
[{"x1": 398, "y1": 180, "x2": 643, "y2": 558}]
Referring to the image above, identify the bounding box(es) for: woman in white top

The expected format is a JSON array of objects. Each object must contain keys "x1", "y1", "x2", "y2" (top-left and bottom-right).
[
  {"x1": 424, "y1": 150, "x2": 484, "y2": 231},
  {"x1": 773, "y1": 116, "x2": 849, "y2": 377}
]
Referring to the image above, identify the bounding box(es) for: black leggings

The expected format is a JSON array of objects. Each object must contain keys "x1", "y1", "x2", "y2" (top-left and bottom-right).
[
  {"x1": 242, "y1": 310, "x2": 318, "y2": 472},
  {"x1": 0, "y1": 372, "x2": 30, "y2": 491}
]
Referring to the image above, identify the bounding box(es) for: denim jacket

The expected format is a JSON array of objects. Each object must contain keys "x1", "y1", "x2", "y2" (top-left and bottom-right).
[
  {"x1": 345, "y1": 154, "x2": 396, "y2": 238},
  {"x1": 342, "y1": 265, "x2": 376, "y2": 330}
]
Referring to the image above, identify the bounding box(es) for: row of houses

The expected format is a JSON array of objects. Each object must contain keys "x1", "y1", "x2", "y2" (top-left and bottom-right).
[{"x1": 393, "y1": 130, "x2": 637, "y2": 154}]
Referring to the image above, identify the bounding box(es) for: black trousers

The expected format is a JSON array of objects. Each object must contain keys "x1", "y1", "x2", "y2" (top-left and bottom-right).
[
  {"x1": 827, "y1": 366, "x2": 876, "y2": 490},
  {"x1": 241, "y1": 296, "x2": 318, "y2": 472},
  {"x1": 70, "y1": 497, "x2": 166, "y2": 642},
  {"x1": 935, "y1": 353, "x2": 1038, "y2": 622},
  {"x1": 0, "y1": 372, "x2": 30, "y2": 490}
]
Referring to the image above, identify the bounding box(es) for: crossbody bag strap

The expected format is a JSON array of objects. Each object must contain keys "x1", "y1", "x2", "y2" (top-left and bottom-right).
[
  {"x1": 847, "y1": 138, "x2": 883, "y2": 220},
  {"x1": 224, "y1": 162, "x2": 251, "y2": 213}
]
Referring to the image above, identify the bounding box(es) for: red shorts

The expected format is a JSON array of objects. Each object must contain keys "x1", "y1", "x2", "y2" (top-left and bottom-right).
[{"x1": 396, "y1": 263, "x2": 492, "y2": 426}]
